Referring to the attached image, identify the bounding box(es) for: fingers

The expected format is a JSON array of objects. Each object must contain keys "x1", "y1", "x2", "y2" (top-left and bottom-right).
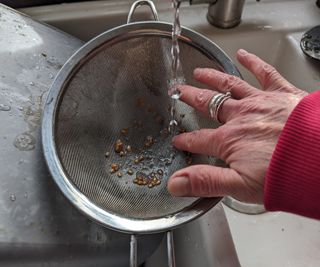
[
  {"x1": 167, "y1": 164, "x2": 243, "y2": 198},
  {"x1": 172, "y1": 129, "x2": 222, "y2": 157},
  {"x1": 179, "y1": 85, "x2": 237, "y2": 123},
  {"x1": 236, "y1": 49, "x2": 294, "y2": 92},
  {"x1": 193, "y1": 67, "x2": 257, "y2": 99}
]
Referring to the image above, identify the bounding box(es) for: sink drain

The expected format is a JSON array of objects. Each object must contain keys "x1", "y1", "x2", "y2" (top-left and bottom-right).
[{"x1": 300, "y1": 25, "x2": 320, "y2": 60}]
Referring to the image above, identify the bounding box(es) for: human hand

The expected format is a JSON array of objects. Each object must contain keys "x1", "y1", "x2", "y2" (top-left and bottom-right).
[{"x1": 167, "y1": 49, "x2": 308, "y2": 203}]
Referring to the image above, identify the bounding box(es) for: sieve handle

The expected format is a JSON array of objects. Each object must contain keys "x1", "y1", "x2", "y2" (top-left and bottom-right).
[
  {"x1": 127, "y1": 0, "x2": 159, "y2": 24},
  {"x1": 167, "y1": 231, "x2": 176, "y2": 267},
  {"x1": 130, "y1": 232, "x2": 175, "y2": 267},
  {"x1": 130, "y1": 234, "x2": 138, "y2": 267}
]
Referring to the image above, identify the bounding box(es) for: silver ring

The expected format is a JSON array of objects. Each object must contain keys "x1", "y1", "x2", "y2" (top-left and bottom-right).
[{"x1": 208, "y1": 92, "x2": 231, "y2": 123}]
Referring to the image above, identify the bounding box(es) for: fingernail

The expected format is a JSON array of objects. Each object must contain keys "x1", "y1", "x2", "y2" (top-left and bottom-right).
[
  {"x1": 168, "y1": 176, "x2": 191, "y2": 196},
  {"x1": 238, "y1": 49, "x2": 248, "y2": 55},
  {"x1": 193, "y1": 68, "x2": 202, "y2": 77}
]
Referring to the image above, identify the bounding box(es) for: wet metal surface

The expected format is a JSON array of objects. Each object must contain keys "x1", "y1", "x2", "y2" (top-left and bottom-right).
[{"x1": 0, "y1": 4, "x2": 162, "y2": 266}]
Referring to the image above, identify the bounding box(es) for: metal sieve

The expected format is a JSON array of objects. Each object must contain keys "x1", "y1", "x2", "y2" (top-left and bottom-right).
[{"x1": 42, "y1": 1, "x2": 241, "y2": 266}]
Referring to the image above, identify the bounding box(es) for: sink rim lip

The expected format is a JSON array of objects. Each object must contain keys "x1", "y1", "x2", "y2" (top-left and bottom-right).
[{"x1": 42, "y1": 21, "x2": 240, "y2": 234}]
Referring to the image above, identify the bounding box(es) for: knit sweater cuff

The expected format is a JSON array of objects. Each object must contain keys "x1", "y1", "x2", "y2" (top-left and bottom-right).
[{"x1": 264, "y1": 90, "x2": 320, "y2": 219}]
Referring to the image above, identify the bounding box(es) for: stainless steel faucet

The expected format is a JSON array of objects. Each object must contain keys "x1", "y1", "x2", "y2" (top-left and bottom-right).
[{"x1": 183, "y1": 0, "x2": 246, "y2": 29}]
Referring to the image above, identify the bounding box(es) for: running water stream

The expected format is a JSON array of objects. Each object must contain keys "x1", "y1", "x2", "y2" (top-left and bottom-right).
[{"x1": 168, "y1": 0, "x2": 183, "y2": 133}]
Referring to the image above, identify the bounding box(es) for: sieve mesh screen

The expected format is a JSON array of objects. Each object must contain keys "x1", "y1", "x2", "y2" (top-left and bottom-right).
[{"x1": 55, "y1": 35, "x2": 222, "y2": 220}]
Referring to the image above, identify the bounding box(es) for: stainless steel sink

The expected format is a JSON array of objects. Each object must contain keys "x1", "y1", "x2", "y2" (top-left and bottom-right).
[
  {"x1": 0, "y1": 2, "x2": 240, "y2": 267},
  {"x1": 20, "y1": 0, "x2": 320, "y2": 92},
  {"x1": 0, "y1": 4, "x2": 167, "y2": 267},
  {"x1": 6, "y1": 0, "x2": 320, "y2": 266}
]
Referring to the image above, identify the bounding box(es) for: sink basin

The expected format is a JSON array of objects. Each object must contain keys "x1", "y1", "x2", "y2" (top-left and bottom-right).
[
  {"x1": 20, "y1": 0, "x2": 320, "y2": 266},
  {"x1": 20, "y1": 0, "x2": 320, "y2": 91}
]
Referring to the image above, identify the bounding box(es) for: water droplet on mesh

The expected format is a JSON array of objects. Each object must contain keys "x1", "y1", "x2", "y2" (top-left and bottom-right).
[
  {"x1": 35, "y1": 66, "x2": 40, "y2": 70},
  {"x1": 29, "y1": 82, "x2": 35, "y2": 86},
  {"x1": 169, "y1": 119, "x2": 178, "y2": 132},
  {"x1": 24, "y1": 192, "x2": 28, "y2": 199},
  {"x1": 169, "y1": 119, "x2": 177, "y2": 126},
  {"x1": 0, "y1": 104, "x2": 11, "y2": 111},
  {"x1": 49, "y1": 73, "x2": 54, "y2": 79},
  {"x1": 10, "y1": 194, "x2": 16, "y2": 201}
]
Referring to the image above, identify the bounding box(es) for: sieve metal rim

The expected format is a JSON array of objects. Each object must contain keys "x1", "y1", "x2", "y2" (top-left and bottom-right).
[{"x1": 42, "y1": 21, "x2": 241, "y2": 234}]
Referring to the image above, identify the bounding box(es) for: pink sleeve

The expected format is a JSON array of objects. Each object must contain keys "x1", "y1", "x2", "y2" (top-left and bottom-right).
[{"x1": 264, "y1": 90, "x2": 320, "y2": 220}]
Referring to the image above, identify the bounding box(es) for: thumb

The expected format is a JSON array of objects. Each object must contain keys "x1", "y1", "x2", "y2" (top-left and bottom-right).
[{"x1": 167, "y1": 165, "x2": 243, "y2": 198}]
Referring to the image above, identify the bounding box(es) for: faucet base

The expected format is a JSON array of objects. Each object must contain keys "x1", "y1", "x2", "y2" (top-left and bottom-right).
[
  {"x1": 207, "y1": 13, "x2": 242, "y2": 29},
  {"x1": 206, "y1": 0, "x2": 245, "y2": 29}
]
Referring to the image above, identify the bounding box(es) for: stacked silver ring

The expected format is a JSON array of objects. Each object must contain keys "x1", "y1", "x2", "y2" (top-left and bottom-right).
[{"x1": 208, "y1": 92, "x2": 232, "y2": 123}]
